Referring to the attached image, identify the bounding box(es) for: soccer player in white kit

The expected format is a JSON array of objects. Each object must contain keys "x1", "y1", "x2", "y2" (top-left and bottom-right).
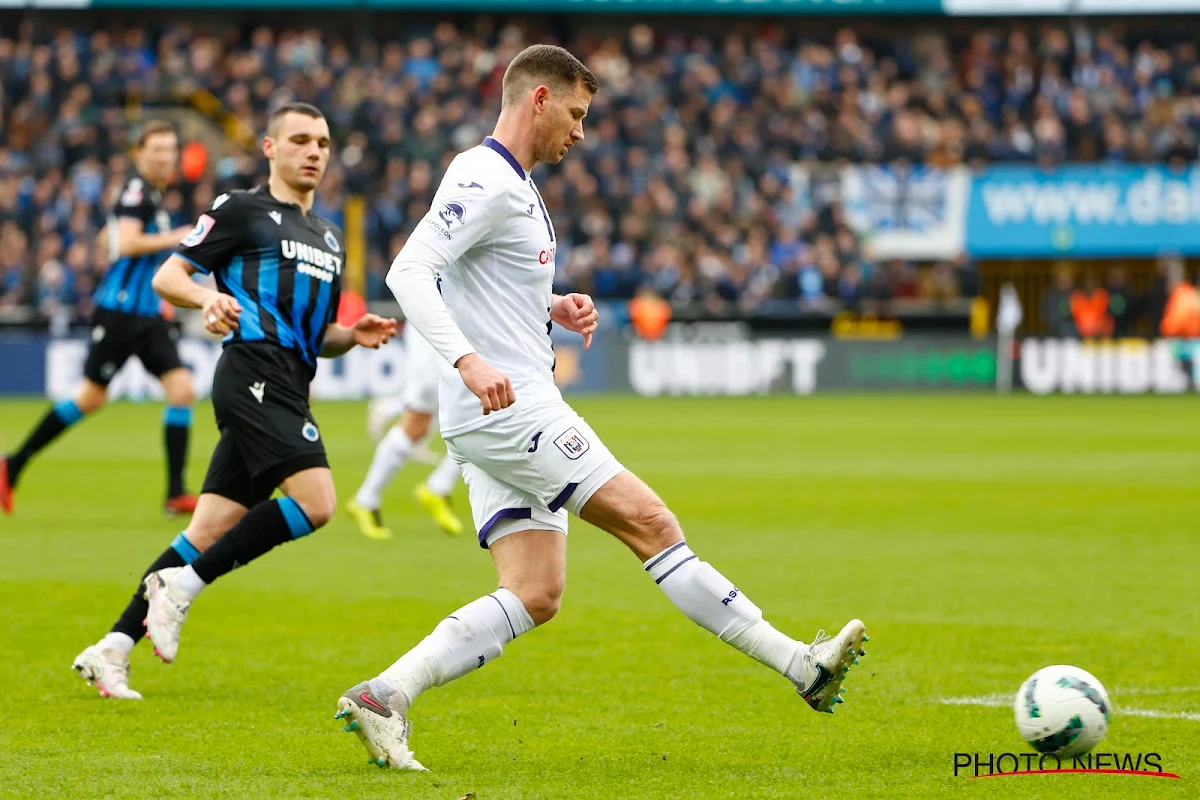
[
  {"x1": 346, "y1": 324, "x2": 465, "y2": 539},
  {"x1": 334, "y1": 45, "x2": 869, "y2": 771}
]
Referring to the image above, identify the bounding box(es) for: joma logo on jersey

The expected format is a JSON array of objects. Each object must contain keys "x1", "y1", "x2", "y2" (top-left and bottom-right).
[
  {"x1": 538, "y1": 246, "x2": 557, "y2": 265},
  {"x1": 282, "y1": 239, "x2": 343, "y2": 283}
]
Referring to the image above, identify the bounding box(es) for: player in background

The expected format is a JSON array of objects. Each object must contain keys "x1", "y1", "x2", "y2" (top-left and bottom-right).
[
  {"x1": 334, "y1": 45, "x2": 868, "y2": 771},
  {"x1": 73, "y1": 102, "x2": 397, "y2": 699},
  {"x1": 346, "y1": 324, "x2": 464, "y2": 540},
  {"x1": 0, "y1": 121, "x2": 199, "y2": 516}
]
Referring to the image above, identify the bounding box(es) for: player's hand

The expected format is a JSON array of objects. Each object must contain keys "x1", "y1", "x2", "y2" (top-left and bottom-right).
[
  {"x1": 551, "y1": 293, "x2": 599, "y2": 349},
  {"x1": 170, "y1": 225, "x2": 195, "y2": 245},
  {"x1": 352, "y1": 314, "x2": 398, "y2": 349},
  {"x1": 456, "y1": 353, "x2": 515, "y2": 416},
  {"x1": 202, "y1": 291, "x2": 242, "y2": 335}
]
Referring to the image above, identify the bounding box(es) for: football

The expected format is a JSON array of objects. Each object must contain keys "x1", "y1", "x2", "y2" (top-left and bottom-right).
[{"x1": 1014, "y1": 665, "x2": 1113, "y2": 758}]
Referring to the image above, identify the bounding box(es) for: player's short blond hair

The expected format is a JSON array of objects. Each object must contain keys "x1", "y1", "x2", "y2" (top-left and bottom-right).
[{"x1": 501, "y1": 44, "x2": 599, "y2": 109}]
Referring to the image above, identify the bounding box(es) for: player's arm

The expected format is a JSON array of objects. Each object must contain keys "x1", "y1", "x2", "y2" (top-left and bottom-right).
[
  {"x1": 152, "y1": 256, "x2": 242, "y2": 334},
  {"x1": 320, "y1": 315, "x2": 398, "y2": 358},
  {"x1": 111, "y1": 216, "x2": 193, "y2": 258},
  {"x1": 154, "y1": 194, "x2": 244, "y2": 335},
  {"x1": 549, "y1": 292, "x2": 600, "y2": 349},
  {"x1": 107, "y1": 180, "x2": 191, "y2": 259},
  {"x1": 386, "y1": 192, "x2": 515, "y2": 415}
]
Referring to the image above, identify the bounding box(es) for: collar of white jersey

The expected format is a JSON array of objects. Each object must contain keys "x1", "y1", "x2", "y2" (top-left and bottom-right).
[{"x1": 482, "y1": 137, "x2": 528, "y2": 180}]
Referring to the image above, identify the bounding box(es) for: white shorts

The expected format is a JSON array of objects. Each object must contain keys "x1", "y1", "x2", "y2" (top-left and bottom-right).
[
  {"x1": 445, "y1": 400, "x2": 625, "y2": 549},
  {"x1": 402, "y1": 326, "x2": 441, "y2": 415}
]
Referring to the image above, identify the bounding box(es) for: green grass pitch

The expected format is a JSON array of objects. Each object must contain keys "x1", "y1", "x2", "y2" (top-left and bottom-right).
[{"x1": 1, "y1": 394, "x2": 1197, "y2": 799}]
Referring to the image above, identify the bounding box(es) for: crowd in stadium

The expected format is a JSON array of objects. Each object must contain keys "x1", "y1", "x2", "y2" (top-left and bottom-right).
[{"x1": 1, "y1": 16, "x2": 1197, "y2": 324}]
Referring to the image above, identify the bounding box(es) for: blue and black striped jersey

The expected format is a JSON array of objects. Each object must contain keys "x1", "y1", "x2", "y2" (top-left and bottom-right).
[
  {"x1": 94, "y1": 174, "x2": 173, "y2": 317},
  {"x1": 174, "y1": 185, "x2": 344, "y2": 373}
]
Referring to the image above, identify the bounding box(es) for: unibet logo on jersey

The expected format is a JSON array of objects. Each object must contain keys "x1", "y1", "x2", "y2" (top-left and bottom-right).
[{"x1": 282, "y1": 239, "x2": 343, "y2": 283}]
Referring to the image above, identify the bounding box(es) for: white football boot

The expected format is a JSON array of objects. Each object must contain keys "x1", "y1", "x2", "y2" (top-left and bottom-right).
[
  {"x1": 143, "y1": 567, "x2": 190, "y2": 663},
  {"x1": 335, "y1": 680, "x2": 427, "y2": 771},
  {"x1": 793, "y1": 619, "x2": 869, "y2": 713},
  {"x1": 72, "y1": 645, "x2": 143, "y2": 700}
]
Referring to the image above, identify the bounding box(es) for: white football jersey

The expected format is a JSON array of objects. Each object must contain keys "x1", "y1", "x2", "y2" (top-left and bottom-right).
[{"x1": 406, "y1": 138, "x2": 561, "y2": 437}]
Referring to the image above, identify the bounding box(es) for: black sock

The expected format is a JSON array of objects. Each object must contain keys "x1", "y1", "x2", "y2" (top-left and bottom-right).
[
  {"x1": 190, "y1": 497, "x2": 315, "y2": 585},
  {"x1": 7, "y1": 400, "x2": 84, "y2": 486},
  {"x1": 163, "y1": 407, "x2": 192, "y2": 498},
  {"x1": 110, "y1": 533, "x2": 199, "y2": 641}
]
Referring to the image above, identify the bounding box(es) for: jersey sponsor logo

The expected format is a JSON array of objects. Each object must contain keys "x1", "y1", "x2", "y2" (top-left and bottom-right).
[
  {"x1": 249, "y1": 381, "x2": 265, "y2": 403},
  {"x1": 281, "y1": 239, "x2": 343, "y2": 283},
  {"x1": 539, "y1": 246, "x2": 556, "y2": 265},
  {"x1": 212, "y1": 194, "x2": 230, "y2": 210},
  {"x1": 302, "y1": 421, "x2": 320, "y2": 442},
  {"x1": 181, "y1": 214, "x2": 216, "y2": 247},
  {"x1": 324, "y1": 229, "x2": 340, "y2": 253},
  {"x1": 120, "y1": 179, "x2": 144, "y2": 208},
  {"x1": 268, "y1": 210, "x2": 282, "y2": 225},
  {"x1": 439, "y1": 202, "x2": 466, "y2": 228},
  {"x1": 553, "y1": 427, "x2": 590, "y2": 460},
  {"x1": 527, "y1": 204, "x2": 536, "y2": 215}
]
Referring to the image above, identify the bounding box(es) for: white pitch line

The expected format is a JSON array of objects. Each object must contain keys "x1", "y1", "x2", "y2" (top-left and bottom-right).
[
  {"x1": 940, "y1": 695, "x2": 1200, "y2": 722},
  {"x1": 1114, "y1": 685, "x2": 1200, "y2": 697}
]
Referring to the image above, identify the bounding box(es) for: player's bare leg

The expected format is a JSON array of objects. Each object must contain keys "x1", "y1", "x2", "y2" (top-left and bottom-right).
[
  {"x1": 145, "y1": 469, "x2": 334, "y2": 662},
  {"x1": 580, "y1": 470, "x2": 867, "y2": 713},
  {"x1": 338, "y1": 529, "x2": 560, "y2": 768},
  {"x1": 349, "y1": 408, "x2": 462, "y2": 538},
  {"x1": 75, "y1": 494, "x2": 247, "y2": 697},
  {"x1": 2, "y1": 379, "x2": 106, "y2": 514},
  {"x1": 160, "y1": 367, "x2": 198, "y2": 515}
]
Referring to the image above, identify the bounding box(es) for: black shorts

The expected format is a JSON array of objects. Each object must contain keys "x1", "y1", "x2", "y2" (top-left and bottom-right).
[
  {"x1": 83, "y1": 308, "x2": 184, "y2": 386},
  {"x1": 199, "y1": 343, "x2": 328, "y2": 508}
]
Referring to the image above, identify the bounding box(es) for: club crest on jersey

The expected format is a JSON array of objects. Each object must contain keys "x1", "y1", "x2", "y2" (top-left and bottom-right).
[
  {"x1": 439, "y1": 202, "x2": 466, "y2": 228},
  {"x1": 182, "y1": 214, "x2": 215, "y2": 247},
  {"x1": 324, "y1": 229, "x2": 340, "y2": 252},
  {"x1": 554, "y1": 427, "x2": 590, "y2": 460}
]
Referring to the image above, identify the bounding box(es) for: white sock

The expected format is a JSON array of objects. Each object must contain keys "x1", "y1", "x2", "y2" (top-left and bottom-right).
[
  {"x1": 170, "y1": 565, "x2": 207, "y2": 602},
  {"x1": 424, "y1": 453, "x2": 460, "y2": 497},
  {"x1": 355, "y1": 427, "x2": 414, "y2": 509},
  {"x1": 99, "y1": 632, "x2": 135, "y2": 655},
  {"x1": 644, "y1": 542, "x2": 804, "y2": 681},
  {"x1": 380, "y1": 588, "x2": 535, "y2": 707}
]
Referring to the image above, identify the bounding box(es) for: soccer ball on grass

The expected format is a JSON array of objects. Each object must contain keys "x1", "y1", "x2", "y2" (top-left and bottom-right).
[{"x1": 1014, "y1": 665, "x2": 1112, "y2": 758}]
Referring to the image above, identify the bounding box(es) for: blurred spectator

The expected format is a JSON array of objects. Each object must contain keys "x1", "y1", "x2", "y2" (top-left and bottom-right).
[
  {"x1": 1, "y1": 16, "x2": 1199, "y2": 324},
  {"x1": 1045, "y1": 266, "x2": 1078, "y2": 337},
  {"x1": 1071, "y1": 272, "x2": 1113, "y2": 338},
  {"x1": 1106, "y1": 265, "x2": 1135, "y2": 337},
  {"x1": 1160, "y1": 261, "x2": 1200, "y2": 337}
]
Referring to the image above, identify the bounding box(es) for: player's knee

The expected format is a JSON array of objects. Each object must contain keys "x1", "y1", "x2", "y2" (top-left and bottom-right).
[
  {"x1": 511, "y1": 581, "x2": 564, "y2": 626},
  {"x1": 75, "y1": 382, "x2": 107, "y2": 413},
  {"x1": 296, "y1": 499, "x2": 335, "y2": 530},
  {"x1": 401, "y1": 410, "x2": 432, "y2": 442},
  {"x1": 631, "y1": 500, "x2": 683, "y2": 550},
  {"x1": 165, "y1": 376, "x2": 196, "y2": 408},
  {"x1": 293, "y1": 491, "x2": 336, "y2": 530}
]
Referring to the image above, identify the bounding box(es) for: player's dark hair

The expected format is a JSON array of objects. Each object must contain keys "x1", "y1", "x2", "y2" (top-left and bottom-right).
[
  {"x1": 502, "y1": 45, "x2": 599, "y2": 108},
  {"x1": 134, "y1": 120, "x2": 176, "y2": 148},
  {"x1": 267, "y1": 102, "x2": 326, "y2": 135}
]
